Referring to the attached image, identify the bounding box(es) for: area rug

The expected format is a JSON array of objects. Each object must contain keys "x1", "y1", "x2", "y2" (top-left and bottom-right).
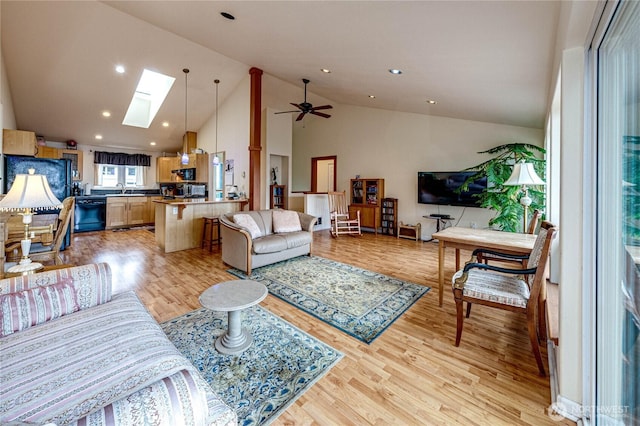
[
  {"x1": 228, "y1": 256, "x2": 430, "y2": 343},
  {"x1": 161, "y1": 306, "x2": 343, "y2": 426}
]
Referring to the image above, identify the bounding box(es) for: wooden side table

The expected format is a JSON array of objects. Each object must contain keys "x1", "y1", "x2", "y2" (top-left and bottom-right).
[{"x1": 397, "y1": 222, "x2": 421, "y2": 241}]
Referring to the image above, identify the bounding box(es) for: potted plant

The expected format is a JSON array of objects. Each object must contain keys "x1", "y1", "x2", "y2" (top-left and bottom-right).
[{"x1": 459, "y1": 143, "x2": 546, "y2": 232}]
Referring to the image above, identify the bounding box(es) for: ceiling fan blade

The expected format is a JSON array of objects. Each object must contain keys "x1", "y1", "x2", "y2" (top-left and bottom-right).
[
  {"x1": 290, "y1": 103, "x2": 303, "y2": 110},
  {"x1": 274, "y1": 110, "x2": 300, "y2": 114},
  {"x1": 310, "y1": 111, "x2": 331, "y2": 119},
  {"x1": 295, "y1": 112, "x2": 307, "y2": 121},
  {"x1": 310, "y1": 105, "x2": 333, "y2": 111}
]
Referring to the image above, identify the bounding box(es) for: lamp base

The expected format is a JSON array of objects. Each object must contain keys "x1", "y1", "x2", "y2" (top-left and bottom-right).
[{"x1": 7, "y1": 261, "x2": 44, "y2": 275}]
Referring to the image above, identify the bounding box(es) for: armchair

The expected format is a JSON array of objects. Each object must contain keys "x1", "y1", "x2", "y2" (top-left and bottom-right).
[{"x1": 451, "y1": 221, "x2": 557, "y2": 376}]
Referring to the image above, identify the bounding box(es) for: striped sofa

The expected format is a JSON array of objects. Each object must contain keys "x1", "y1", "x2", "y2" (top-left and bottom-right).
[{"x1": 0, "y1": 263, "x2": 237, "y2": 426}]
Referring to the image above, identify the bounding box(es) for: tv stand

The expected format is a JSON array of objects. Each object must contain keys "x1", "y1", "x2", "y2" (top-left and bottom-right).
[{"x1": 424, "y1": 215, "x2": 455, "y2": 241}]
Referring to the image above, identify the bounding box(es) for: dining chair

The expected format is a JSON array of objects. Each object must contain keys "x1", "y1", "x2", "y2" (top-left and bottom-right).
[
  {"x1": 480, "y1": 209, "x2": 542, "y2": 266},
  {"x1": 9, "y1": 196, "x2": 76, "y2": 265},
  {"x1": 327, "y1": 191, "x2": 361, "y2": 237},
  {"x1": 451, "y1": 220, "x2": 557, "y2": 376}
]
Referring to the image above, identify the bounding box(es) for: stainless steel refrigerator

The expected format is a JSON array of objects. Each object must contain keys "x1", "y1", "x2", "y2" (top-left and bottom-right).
[{"x1": 3, "y1": 155, "x2": 73, "y2": 248}]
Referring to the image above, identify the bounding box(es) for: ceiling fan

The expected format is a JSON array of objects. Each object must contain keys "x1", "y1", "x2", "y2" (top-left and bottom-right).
[{"x1": 275, "y1": 78, "x2": 332, "y2": 121}]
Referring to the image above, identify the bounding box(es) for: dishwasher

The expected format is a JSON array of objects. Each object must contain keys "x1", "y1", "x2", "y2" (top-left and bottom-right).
[{"x1": 74, "y1": 197, "x2": 107, "y2": 232}]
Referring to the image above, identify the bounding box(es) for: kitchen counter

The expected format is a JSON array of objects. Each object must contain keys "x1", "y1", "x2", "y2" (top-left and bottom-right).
[{"x1": 154, "y1": 198, "x2": 249, "y2": 253}]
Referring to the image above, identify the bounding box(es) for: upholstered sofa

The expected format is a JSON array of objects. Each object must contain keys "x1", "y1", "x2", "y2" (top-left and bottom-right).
[
  {"x1": 0, "y1": 263, "x2": 237, "y2": 426},
  {"x1": 220, "y1": 210, "x2": 317, "y2": 275}
]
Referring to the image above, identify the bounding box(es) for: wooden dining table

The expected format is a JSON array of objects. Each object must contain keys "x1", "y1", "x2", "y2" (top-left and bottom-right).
[{"x1": 431, "y1": 226, "x2": 538, "y2": 307}]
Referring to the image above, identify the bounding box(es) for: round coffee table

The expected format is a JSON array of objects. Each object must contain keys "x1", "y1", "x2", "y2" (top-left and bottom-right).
[{"x1": 199, "y1": 280, "x2": 268, "y2": 355}]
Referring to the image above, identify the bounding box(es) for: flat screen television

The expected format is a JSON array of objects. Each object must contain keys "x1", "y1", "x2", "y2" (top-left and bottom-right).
[{"x1": 418, "y1": 171, "x2": 487, "y2": 207}]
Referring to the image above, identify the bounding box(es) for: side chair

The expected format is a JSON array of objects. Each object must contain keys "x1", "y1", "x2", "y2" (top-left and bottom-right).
[{"x1": 451, "y1": 220, "x2": 557, "y2": 376}]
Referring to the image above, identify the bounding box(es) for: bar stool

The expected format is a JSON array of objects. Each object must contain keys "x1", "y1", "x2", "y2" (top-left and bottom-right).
[{"x1": 201, "y1": 216, "x2": 221, "y2": 251}]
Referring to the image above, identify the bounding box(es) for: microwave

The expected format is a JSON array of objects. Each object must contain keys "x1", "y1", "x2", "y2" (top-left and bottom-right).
[{"x1": 172, "y1": 167, "x2": 196, "y2": 181}]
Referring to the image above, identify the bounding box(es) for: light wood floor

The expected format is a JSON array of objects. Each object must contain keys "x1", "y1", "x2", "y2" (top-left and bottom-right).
[{"x1": 61, "y1": 228, "x2": 572, "y2": 425}]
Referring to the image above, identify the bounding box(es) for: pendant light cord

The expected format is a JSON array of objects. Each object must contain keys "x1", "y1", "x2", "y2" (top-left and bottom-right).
[
  {"x1": 183, "y1": 68, "x2": 189, "y2": 134},
  {"x1": 215, "y1": 79, "x2": 219, "y2": 154}
]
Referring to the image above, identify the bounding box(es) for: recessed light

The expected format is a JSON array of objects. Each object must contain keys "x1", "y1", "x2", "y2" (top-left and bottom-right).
[
  {"x1": 426, "y1": 100, "x2": 437, "y2": 104},
  {"x1": 95, "y1": 134, "x2": 103, "y2": 140},
  {"x1": 162, "y1": 121, "x2": 169, "y2": 127},
  {"x1": 320, "y1": 68, "x2": 331, "y2": 73},
  {"x1": 150, "y1": 141, "x2": 156, "y2": 146},
  {"x1": 221, "y1": 12, "x2": 235, "y2": 20},
  {"x1": 388, "y1": 69, "x2": 403, "y2": 75},
  {"x1": 102, "y1": 111, "x2": 111, "y2": 117},
  {"x1": 115, "y1": 65, "x2": 125, "y2": 74},
  {"x1": 368, "y1": 95, "x2": 376, "y2": 99}
]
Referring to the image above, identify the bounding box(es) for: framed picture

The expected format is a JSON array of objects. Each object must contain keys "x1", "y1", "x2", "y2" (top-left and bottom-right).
[{"x1": 225, "y1": 159, "x2": 234, "y2": 184}]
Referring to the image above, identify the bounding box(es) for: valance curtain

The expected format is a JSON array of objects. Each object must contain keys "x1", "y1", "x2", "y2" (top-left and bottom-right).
[{"x1": 93, "y1": 151, "x2": 151, "y2": 167}]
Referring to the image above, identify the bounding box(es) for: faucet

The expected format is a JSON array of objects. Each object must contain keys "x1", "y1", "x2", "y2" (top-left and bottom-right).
[{"x1": 116, "y1": 183, "x2": 126, "y2": 194}]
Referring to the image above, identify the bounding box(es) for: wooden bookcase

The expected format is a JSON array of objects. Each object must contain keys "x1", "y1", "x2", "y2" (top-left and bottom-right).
[
  {"x1": 380, "y1": 198, "x2": 398, "y2": 236},
  {"x1": 270, "y1": 184, "x2": 287, "y2": 209},
  {"x1": 349, "y1": 178, "x2": 384, "y2": 233}
]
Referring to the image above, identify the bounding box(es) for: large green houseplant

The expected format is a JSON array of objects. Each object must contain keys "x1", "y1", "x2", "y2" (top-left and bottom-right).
[{"x1": 459, "y1": 143, "x2": 546, "y2": 232}]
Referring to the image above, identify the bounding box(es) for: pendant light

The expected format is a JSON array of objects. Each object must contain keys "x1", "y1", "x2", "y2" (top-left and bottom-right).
[
  {"x1": 180, "y1": 68, "x2": 190, "y2": 166},
  {"x1": 212, "y1": 79, "x2": 221, "y2": 166}
]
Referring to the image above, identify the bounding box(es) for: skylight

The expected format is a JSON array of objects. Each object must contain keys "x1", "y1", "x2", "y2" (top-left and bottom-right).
[{"x1": 122, "y1": 69, "x2": 175, "y2": 129}]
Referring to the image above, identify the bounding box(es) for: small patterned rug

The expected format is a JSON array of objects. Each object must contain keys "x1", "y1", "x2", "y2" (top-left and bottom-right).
[
  {"x1": 228, "y1": 256, "x2": 430, "y2": 343},
  {"x1": 161, "y1": 306, "x2": 343, "y2": 426}
]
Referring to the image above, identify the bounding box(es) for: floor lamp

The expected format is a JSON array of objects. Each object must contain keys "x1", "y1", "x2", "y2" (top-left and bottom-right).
[
  {"x1": 504, "y1": 161, "x2": 545, "y2": 232},
  {"x1": 0, "y1": 169, "x2": 63, "y2": 274}
]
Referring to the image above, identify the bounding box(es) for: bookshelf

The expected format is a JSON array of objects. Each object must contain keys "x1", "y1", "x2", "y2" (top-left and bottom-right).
[
  {"x1": 349, "y1": 178, "x2": 384, "y2": 233},
  {"x1": 270, "y1": 185, "x2": 287, "y2": 209},
  {"x1": 380, "y1": 198, "x2": 398, "y2": 236}
]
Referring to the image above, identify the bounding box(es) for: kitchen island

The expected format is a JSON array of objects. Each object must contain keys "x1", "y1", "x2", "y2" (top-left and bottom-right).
[{"x1": 154, "y1": 198, "x2": 248, "y2": 253}]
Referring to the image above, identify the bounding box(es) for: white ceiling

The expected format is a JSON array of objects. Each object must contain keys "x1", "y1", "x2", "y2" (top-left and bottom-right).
[{"x1": 1, "y1": 1, "x2": 561, "y2": 153}]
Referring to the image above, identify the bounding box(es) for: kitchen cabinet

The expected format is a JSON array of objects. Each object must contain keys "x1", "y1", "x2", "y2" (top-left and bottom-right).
[
  {"x1": 146, "y1": 196, "x2": 162, "y2": 224},
  {"x1": 157, "y1": 156, "x2": 180, "y2": 182},
  {"x1": 60, "y1": 149, "x2": 83, "y2": 181},
  {"x1": 2, "y1": 129, "x2": 37, "y2": 156},
  {"x1": 36, "y1": 146, "x2": 60, "y2": 159},
  {"x1": 106, "y1": 196, "x2": 148, "y2": 229},
  {"x1": 182, "y1": 131, "x2": 197, "y2": 155}
]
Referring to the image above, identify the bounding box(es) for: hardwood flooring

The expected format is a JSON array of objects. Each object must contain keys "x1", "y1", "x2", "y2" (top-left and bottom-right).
[{"x1": 62, "y1": 228, "x2": 573, "y2": 425}]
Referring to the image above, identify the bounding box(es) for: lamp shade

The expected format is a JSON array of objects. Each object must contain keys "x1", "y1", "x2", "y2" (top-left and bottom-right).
[
  {"x1": 0, "y1": 169, "x2": 63, "y2": 211},
  {"x1": 504, "y1": 162, "x2": 545, "y2": 186}
]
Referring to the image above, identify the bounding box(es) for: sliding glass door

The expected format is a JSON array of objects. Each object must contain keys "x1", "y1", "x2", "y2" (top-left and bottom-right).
[{"x1": 595, "y1": 1, "x2": 640, "y2": 423}]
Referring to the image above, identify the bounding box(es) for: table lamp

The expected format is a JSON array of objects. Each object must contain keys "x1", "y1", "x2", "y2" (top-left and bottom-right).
[
  {"x1": 504, "y1": 161, "x2": 545, "y2": 232},
  {"x1": 0, "y1": 168, "x2": 63, "y2": 273}
]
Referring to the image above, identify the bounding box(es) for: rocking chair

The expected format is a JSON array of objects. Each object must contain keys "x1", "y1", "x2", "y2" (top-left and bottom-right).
[{"x1": 327, "y1": 191, "x2": 361, "y2": 237}]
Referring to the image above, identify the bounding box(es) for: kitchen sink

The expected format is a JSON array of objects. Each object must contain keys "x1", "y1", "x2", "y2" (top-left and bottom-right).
[{"x1": 104, "y1": 193, "x2": 146, "y2": 197}]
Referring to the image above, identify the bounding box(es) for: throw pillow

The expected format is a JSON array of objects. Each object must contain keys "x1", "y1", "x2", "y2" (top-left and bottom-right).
[
  {"x1": 233, "y1": 214, "x2": 262, "y2": 239},
  {"x1": 272, "y1": 210, "x2": 302, "y2": 233},
  {"x1": 0, "y1": 278, "x2": 79, "y2": 337}
]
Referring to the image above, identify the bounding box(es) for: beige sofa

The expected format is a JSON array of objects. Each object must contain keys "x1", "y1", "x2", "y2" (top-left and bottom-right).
[{"x1": 220, "y1": 210, "x2": 317, "y2": 275}]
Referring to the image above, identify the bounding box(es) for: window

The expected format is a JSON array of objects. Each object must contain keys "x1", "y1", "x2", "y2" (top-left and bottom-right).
[
  {"x1": 95, "y1": 164, "x2": 146, "y2": 188},
  {"x1": 212, "y1": 152, "x2": 224, "y2": 200},
  {"x1": 593, "y1": 1, "x2": 640, "y2": 423}
]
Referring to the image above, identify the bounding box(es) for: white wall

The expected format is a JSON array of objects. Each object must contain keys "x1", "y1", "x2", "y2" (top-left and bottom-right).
[
  {"x1": 292, "y1": 103, "x2": 544, "y2": 239},
  {"x1": 198, "y1": 75, "x2": 251, "y2": 198}
]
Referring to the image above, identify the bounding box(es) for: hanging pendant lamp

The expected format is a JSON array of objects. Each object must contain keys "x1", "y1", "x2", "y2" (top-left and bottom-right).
[
  {"x1": 180, "y1": 68, "x2": 190, "y2": 165},
  {"x1": 212, "y1": 79, "x2": 221, "y2": 166}
]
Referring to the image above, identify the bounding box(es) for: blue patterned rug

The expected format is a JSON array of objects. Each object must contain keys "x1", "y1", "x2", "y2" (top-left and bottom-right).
[
  {"x1": 228, "y1": 256, "x2": 430, "y2": 343},
  {"x1": 162, "y1": 306, "x2": 343, "y2": 426}
]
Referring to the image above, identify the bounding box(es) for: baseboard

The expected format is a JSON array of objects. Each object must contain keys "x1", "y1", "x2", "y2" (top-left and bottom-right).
[{"x1": 550, "y1": 395, "x2": 583, "y2": 422}]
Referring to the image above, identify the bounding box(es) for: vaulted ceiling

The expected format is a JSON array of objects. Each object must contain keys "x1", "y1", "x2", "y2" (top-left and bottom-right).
[{"x1": 2, "y1": 1, "x2": 561, "y2": 153}]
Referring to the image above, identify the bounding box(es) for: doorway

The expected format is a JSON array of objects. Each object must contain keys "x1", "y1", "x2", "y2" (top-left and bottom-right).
[{"x1": 311, "y1": 156, "x2": 336, "y2": 192}]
